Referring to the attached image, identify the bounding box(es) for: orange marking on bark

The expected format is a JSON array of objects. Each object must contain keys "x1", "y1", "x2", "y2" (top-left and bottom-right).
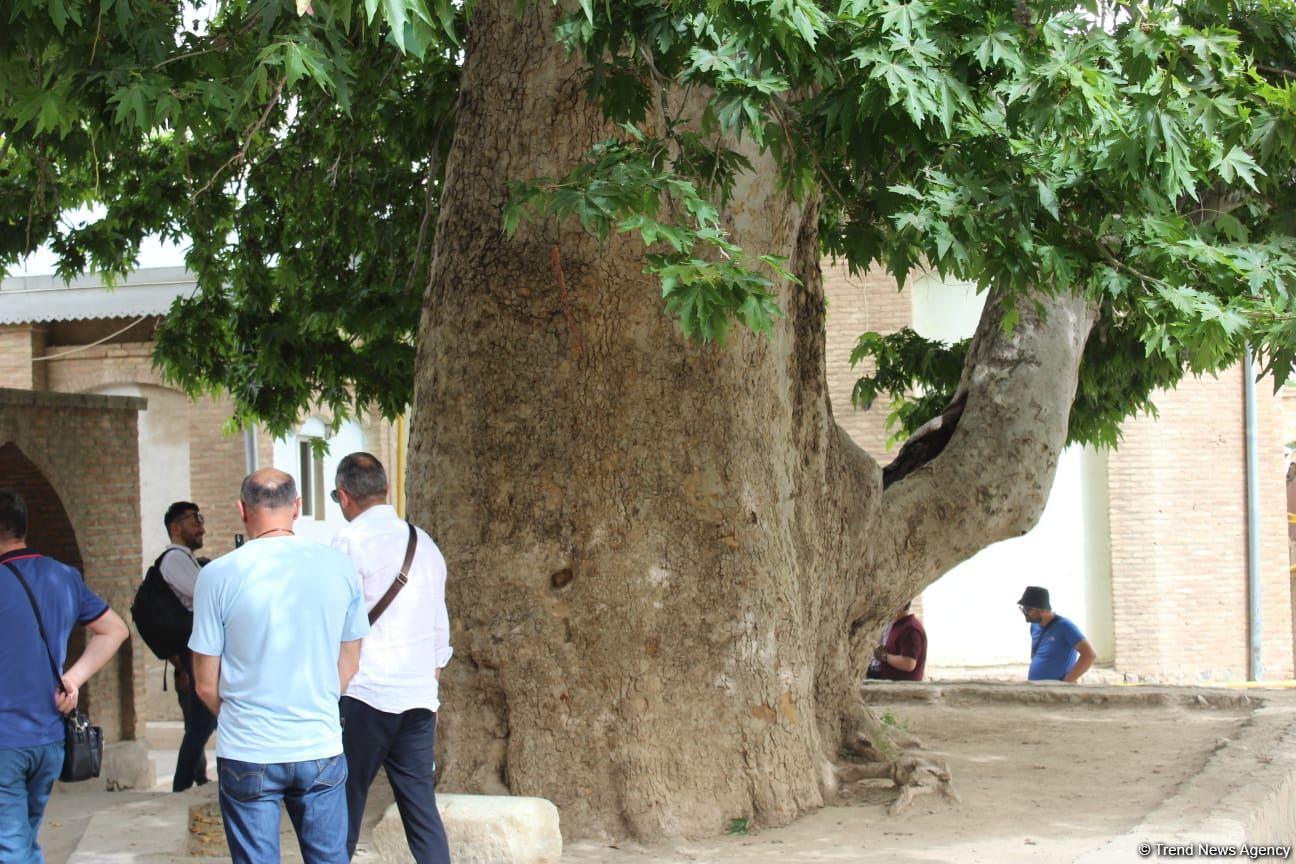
[{"x1": 551, "y1": 245, "x2": 584, "y2": 359}]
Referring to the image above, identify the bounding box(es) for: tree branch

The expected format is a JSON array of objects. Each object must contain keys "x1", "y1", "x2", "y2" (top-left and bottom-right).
[
  {"x1": 194, "y1": 76, "x2": 286, "y2": 199},
  {"x1": 876, "y1": 287, "x2": 1097, "y2": 592}
]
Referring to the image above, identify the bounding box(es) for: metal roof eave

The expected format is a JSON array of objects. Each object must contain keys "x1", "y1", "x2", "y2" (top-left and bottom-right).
[{"x1": 0, "y1": 267, "x2": 196, "y2": 325}]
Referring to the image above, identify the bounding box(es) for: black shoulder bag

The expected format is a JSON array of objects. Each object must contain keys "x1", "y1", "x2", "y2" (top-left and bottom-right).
[{"x1": 4, "y1": 561, "x2": 104, "y2": 782}]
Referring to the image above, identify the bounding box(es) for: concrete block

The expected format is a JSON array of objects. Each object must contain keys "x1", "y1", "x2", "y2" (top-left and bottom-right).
[
  {"x1": 100, "y1": 739, "x2": 154, "y2": 790},
  {"x1": 373, "y1": 794, "x2": 561, "y2": 864}
]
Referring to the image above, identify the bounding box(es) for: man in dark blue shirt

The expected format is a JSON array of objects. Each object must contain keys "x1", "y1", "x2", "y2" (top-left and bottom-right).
[
  {"x1": 0, "y1": 489, "x2": 129, "y2": 863},
  {"x1": 1018, "y1": 586, "x2": 1096, "y2": 682}
]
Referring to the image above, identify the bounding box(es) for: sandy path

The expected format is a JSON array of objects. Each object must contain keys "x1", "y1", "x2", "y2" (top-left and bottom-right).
[
  {"x1": 563, "y1": 698, "x2": 1251, "y2": 863},
  {"x1": 38, "y1": 686, "x2": 1277, "y2": 863}
]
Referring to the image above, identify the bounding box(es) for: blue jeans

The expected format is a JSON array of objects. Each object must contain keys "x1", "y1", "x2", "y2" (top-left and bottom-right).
[
  {"x1": 217, "y1": 754, "x2": 349, "y2": 864},
  {"x1": 0, "y1": 741, "x2": 63, "y2": 864},
  {"x1": 341, "y1": 697, "x2": 449, "y2": 864}
]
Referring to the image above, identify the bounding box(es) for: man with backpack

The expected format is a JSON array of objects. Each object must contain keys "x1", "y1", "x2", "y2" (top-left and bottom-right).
[{"x1": 138, "y1": 501, "x2": 216, "y2": 791}]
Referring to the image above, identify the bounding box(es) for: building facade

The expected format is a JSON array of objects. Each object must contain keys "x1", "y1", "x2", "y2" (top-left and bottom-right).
[
  {"x1": 0, "y1": 387, "x2": 152, "y2": 786},
  {"x1": 0, "y1": 267, "x2": 403, "y2": 720},
  {"x1": 824, "y1": 267, "x2": 1296, "y2": 682},
  {"x1": 5, "y1": 264, "x2": 1291, "y2": 687}
]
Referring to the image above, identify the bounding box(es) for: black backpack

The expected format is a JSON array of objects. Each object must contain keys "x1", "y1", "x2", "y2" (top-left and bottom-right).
[{"x1": 130, "y1": 549, "x2": 194, "y2": 660}]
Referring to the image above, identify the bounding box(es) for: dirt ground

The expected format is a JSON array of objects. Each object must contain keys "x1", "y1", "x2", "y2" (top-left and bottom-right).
[
  {"x1": 39, "y1": 685, "x2": 1284, "y2": 863},
  {"x1": 562, "y1": 691, "x2": 1260, "y2": 864}
]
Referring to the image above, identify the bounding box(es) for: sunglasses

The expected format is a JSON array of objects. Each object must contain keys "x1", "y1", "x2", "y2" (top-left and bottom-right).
[{"x1": 330, "y1": 489, "x2": 341, "y2": 503}]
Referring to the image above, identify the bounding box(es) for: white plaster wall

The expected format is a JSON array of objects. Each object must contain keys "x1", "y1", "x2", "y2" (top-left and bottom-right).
[
  {"x1": 272, "y1": 418, "x2": 366, "y2": 546},
  {"x1": 922, "y1": 446, "x2": 1106, "y2": 665},
  {"x1": 87, "y1": 383, "x2": 191, "y2": 569},
  {"x1": 910, "y1": 277, "x2": 1115, "y2": 667}
]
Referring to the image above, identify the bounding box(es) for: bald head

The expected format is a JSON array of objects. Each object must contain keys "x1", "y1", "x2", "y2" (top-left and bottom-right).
[{"x1": 240, "y1": 468, "x2": 298, "y2": 511}]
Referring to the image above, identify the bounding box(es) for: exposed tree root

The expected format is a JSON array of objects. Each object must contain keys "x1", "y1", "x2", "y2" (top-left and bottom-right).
[
  {"x1": 834, "y1": 704, "x2": 959, "y2": 816},
  {"x1": 836, "y1": 754, "x2": 961, "y2": 815}
]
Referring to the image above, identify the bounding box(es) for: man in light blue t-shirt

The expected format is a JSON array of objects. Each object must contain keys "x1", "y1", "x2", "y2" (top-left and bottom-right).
[
  {"x1": 191, "y1": 469, "x2": 369, "y2": 864},
  {"x1": 1018, "y1": 585, "x2": 1096, "y2": 682}
]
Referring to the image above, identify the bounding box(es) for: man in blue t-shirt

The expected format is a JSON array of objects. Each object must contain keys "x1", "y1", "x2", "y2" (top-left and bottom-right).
[
  {"x1": 190, "y1": 469, "x2": 368, "y2": 864},
  {"x1": 1018, "y1": 586, "x2": 1096, "y2": 682},
  {"x1": 0, "y1": 488, "x2": 129, "y2": 863}
]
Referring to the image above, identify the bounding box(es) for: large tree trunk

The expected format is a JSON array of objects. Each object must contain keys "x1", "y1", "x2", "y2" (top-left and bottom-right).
[{"x1": 408, "y1": 0, "x2": 1097, "y2": 841}]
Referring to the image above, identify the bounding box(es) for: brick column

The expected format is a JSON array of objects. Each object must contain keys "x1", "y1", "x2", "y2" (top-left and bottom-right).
[{"x1": 0, "y1": 325, "x2": 49, "y2": 390}]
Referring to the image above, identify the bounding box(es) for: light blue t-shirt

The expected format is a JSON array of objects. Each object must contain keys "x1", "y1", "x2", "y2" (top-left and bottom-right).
[
  {"x1": 1028, "y1": 615, "x2": 1085, "y2": 681},
  {"x1": 189, "y1": 535, "x2": 369, "y2": 763}
]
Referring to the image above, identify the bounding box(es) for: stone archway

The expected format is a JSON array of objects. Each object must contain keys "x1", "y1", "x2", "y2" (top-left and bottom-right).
[
  {"x1": 0, "y1": 441, "x2": 93, "y2": 716},
  {"x1": 0, "y1": 442, "x2": 83, "y2": 570},
  {"x1": 0, "y1": 387, "x2": 151, "y2": 788}
]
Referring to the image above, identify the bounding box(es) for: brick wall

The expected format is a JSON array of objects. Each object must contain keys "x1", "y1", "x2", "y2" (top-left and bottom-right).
[
  {"x1": 1092, "y1": 366, "x2": 1291, "y2": 680},
  {"x1": 0, "y1": 325, "x2": 49, "y2": 390},
  {"x1": 39, "y1": 341, "x2": 251, "y2": 556},
  {"x1": 0, "y1": 388, "x2": 146, "y2": 741},
  {"x1": 186, "y1": 395, "x2": 254, "y2": 557},
  {"x1": 43, "y1": 340, "x2": 161, "y2": 393},
  {"x1": 2, "y1": 320, "x2": 404, "y2": 728},
  {"x1": 822, "y1": 267, "x2": 913, "y2": 463},
  {"x1": 825, "y1": 270, "x2": 1294, "y2": 681}
]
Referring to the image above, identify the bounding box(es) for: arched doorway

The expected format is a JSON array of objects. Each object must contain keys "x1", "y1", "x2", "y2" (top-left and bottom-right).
[{"x1": 0, "y1": 442, "x2": 91, "y2": 713}]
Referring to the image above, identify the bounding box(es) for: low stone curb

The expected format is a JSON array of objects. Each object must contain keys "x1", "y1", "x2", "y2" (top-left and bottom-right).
[
  {"x1": 373, "y1": 794, "x2": 562, "y2": 864},
  {"x1": 862, "y1": 680, "x2": 1258, "y2": 710}
]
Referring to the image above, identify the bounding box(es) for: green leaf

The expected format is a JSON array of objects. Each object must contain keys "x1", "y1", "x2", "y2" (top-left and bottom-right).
[
  {"x1": 1213, "y1": 146, "x2": 1265, "y2": 192},
  {"x1": 1036, "y1": 178, "x2": 1059, "y2": 221},
  {"x1": 382, "y1": 0, "x2": 409, "y2": 49}
]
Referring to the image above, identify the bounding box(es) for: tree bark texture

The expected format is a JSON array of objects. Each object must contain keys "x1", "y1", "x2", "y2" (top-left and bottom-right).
[{"x1": 408, "y1": 0, "x2": 1099, "y2": 841}]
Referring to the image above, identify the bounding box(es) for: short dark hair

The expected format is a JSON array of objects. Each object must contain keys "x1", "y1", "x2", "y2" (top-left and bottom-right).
[
  {"x1": 0, "y1": 489, "x2": 28, "y2": 541},
  {"x1": 240, "y1": 470, "x2": 297, "y2": 510},
  {"x1": 335, "y1": 452, "x2": 388, "y2": 502},
  {"x1": 164, "y1": 501, "x2": 199, "y2": 532}
]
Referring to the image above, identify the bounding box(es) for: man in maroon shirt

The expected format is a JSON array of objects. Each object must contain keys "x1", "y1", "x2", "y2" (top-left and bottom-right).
[{"x1": 866, "y1": 601, "x2": 927, "y2": 681}]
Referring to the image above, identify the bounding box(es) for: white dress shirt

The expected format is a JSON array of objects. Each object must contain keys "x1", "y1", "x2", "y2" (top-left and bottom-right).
[
  {"x1": 159, "y1": 544, "x2": 202, "y2": 611},
  {"x1": 331, "y1": 504, "x2": 453, "y2": 713}
]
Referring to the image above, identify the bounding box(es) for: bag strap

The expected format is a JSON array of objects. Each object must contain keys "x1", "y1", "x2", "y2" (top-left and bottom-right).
[
  {"x1": 1030, "y1": 615, "x2": 1060, "y2": 659},
  {"x1": 368, "y1": 523, "x2": 417, "y2": 626},
  {"x1": 154, "y1": 546, "x2": 182, "y2": 570},
  {"x1": 3, "y1": 561, "x2": 68, "y2": 694}
]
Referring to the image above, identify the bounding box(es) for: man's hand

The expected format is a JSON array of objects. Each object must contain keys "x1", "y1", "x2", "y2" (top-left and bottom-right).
[
  {"x1": 873, "y1": 644, "x2": 888, "y2": 663},
  {"x1": 55, "y1": 677, "x2": 79, "y2": 714}
]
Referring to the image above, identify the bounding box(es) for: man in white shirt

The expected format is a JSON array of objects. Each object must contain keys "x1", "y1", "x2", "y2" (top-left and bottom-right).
[
  {"x1": 160, "y1": 500, "x2": 216, "y2": 791},
  {"x1": 331, "y1": 453, "x2": 452, "y2": 864}
]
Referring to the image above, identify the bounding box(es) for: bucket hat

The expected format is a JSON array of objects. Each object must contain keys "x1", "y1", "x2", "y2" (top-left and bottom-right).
[{"x1": 1017, "y1": 586, "x2": 1051, "y2": 611}]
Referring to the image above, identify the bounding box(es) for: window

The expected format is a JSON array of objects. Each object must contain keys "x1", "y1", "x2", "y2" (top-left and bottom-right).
[{"x1": 298, "y1": 438, "x2": 326, "y2": 519}]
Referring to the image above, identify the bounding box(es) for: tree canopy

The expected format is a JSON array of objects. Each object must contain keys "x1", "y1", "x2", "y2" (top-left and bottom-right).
[{"x1": 4, "y1": 0, "x2": 1296, "y2": 444}]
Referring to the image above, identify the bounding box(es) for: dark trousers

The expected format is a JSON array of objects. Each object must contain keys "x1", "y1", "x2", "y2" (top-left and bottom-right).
[
  {"x1": 174, "y1": 651, "x2": 217, "y2": 792},
  {"x1": 340, "y1": 696, "x2": 450, "y2": 864}
]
